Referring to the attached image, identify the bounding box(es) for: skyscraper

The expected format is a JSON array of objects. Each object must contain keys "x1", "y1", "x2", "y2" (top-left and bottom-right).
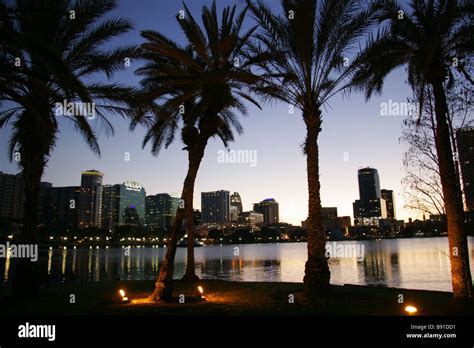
[
  {"x1": 79, "y1": 170, "x2": 103, "y2": 229},
  {"x1": 0, "y1": 172, "x2": 53, "y2": 226},
  {"x1": 145, "y1": 193, "x2": 181, "y2": 232},
  {"x1": 457, "y1": 127, "x2": 474, "y2": 211},
  {"x1": 201, "y1": 190, "x2": 230, "y2": 223},
  {"x1": 101, "y1": 181, "x2": 146, "y2": 231},
  {"x1": 119, "y1": 181, "x2": 146, "y2": 225},
  {"x1": 353, "y1": 167, "x2": 387, "y2": 225},
  {"x1": 358, "y1": 167, "x2": 381, "y2": 201},
  {"x1": 321, "y1": 207, "x2": 338, "y2": 230},
  {"x1": 0, "y1": 171, "x2": 25, "y2": 220},
  {"x1": 230, "y1": 192, "x2": 243, "y2": 222},
  {"x1": 102, "y1": 184, "x2": 121, "y2": 233},
  {"x1": 47, "y1": 186, "x2": 81, "y2": 232},
  {"x1": 381, "y1": 189, "x2": 396, "y2": 219},
  {"x1": 38, "y1": 182, "x2": 53, "y2": 226},
  {"x1": 253, "y1": 198, "x2": 279, "y2": 225}
]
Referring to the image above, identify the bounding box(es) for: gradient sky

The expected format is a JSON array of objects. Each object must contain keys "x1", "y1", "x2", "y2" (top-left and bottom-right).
[{"x1": 0, "y1": 0, "x2": 419, "y2": 225}]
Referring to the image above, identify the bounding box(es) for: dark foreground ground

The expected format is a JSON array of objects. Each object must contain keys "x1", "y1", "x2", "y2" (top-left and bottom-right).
[{"x1": 1, "y1": 280, "x2": 473, "y2": 316}]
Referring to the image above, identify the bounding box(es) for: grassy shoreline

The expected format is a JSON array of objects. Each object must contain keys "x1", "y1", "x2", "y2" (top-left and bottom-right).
[{"x1": 1, "y1": 280, "x2": 472, "y2": 316}]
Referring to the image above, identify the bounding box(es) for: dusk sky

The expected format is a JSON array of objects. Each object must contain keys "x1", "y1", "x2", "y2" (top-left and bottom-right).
[{"x1": 0, "y1": 0, "x2": 418, "y2": 225}]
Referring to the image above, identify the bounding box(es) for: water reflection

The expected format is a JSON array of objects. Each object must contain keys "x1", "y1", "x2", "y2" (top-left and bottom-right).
[
  {"x1": 360, "y1": 240, "x2": 400, "y2": 287},
  {"x1": 3, "y1": 249, "x2": 10, "y2": 283},
  {"x1": 0, "y1": 237, "x2": 472, "y2": 293}
]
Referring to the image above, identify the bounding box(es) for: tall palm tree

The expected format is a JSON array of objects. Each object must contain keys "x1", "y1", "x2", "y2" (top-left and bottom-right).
[
  {"x1": 247, "y1": 0, "x2": 376, "y2": 298},
  {"x1": 0, "y1": 0, "x2": 137, "y2": 297},
  {"x1": 135, "y1": 1, "x2": 263, "y2": 302},
  {"x1": 350, "y1": 0, "x2": 473, "y2": 298}
]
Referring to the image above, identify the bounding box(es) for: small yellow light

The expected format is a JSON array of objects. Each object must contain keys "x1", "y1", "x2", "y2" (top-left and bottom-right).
[
  {"x1": 122, "y1": 296, "x2": 128, "y2": 301},
  {"x1": 119, "y1": 289, "x2": 125, "y2": 298},
  {"x1": 197, "y1": 286, "x2": 204, "y2": 295},
  {"x1": 405, "y1": 305, "x2": 417, "y2": 314}
]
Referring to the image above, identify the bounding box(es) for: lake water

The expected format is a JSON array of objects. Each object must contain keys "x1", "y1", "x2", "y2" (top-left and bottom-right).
[{"x1": 1, "y1": 237, "x2": 473, "y2": 293}]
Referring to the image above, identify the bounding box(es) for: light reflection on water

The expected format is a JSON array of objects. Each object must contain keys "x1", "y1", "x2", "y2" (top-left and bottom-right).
[{"x1": 1, "y1": 237, "x2": 473, "y2": 293}]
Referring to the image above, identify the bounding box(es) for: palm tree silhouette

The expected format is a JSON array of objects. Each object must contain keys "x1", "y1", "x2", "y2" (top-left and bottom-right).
[
  {"x1": 135, "y1": 1, "x2": 264, "y2": 301},
  {"x1": 247, "y1": 0, "x2": 377, "y2": 298},
  {"x1": 351, "y1": 0, "x2": 473, "y2": 298},
  {"x1": 0, "y1": 0, "x2": 137, "y2": 297}
]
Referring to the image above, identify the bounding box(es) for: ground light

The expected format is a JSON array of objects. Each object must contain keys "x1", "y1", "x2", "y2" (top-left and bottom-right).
[
  {"x1": 197, "y1": 286, "x2": 205, "y2": 299},
  {"x1": 404, "y1": 305, "x2": 418, "y2": 314},
  {"x1": 119, "y1": 289, "x2": 130, "y2": 303}
]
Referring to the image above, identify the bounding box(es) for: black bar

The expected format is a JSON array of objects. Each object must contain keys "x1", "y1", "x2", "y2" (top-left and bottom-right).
[{"x1": 0, "y1": 315, "x2": 472, "y2": 346}]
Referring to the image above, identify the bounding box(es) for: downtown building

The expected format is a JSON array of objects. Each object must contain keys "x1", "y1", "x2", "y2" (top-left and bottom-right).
[
  {"x1": 102, "y1": 181, "x2": 146, "y2": 232},
  {"x1": 201, "y1": 190, "x2": 230, "y2": 223},
  {"x1": 145, "y1": 193, "x2": 180, "y2": 232},
  {"x1": 321, "y1": 207, "x2": 352, "y2": 230},
  {"x1": 322, "y1": 207, "x2": 338, "y2": 220},
  {"x1": 230, "y1": 192, "x2": 243, "y2": 222},
  {"x1": 45, "y1": 170, "x2": 104, "y2": 232},
  {"x1": 0, "y1": 171, "x2": 25, "y2": 220},
  {"x1": 78, "y1": 170, "x2": 103, "y2": 229},
  {"x1": 0, "y1": 172, "x2": 51, "y2": 227},
  {"x1": 381, "y1": 189, "x2": 396, "y2": 219},
  {"x1": 253, "y1": 198, "x2": 279, "y2": 225},
  {"x1": 1, "y1": 170, "x2": 146, "y2": 234},
  {"x1": 0, "y1": 170, "x2": 103, "y2": 233},
  {"x1": 353, "y1": 167, "x2": 387, "y2": 226},
  {"x1": 238, "y1": 211, "x2": 264, "y2": 228},
  {"x1": 45, "y1": 185, "x2": 81, "y2": 233},
  {"x1": 457, "y1": 127, "x2": 474, "y2": 211},
  {"x1": 302, "y1": 207, "x2": 351, "y2": 231}
]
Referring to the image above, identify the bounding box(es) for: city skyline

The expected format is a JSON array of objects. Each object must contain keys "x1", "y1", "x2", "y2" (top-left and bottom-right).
[
  {"x1": 1, "y1": 166, "x2": 399, "y2": 226},
  {"x1": 0, "y1": 0, "x2": 436, "y2": 225}
]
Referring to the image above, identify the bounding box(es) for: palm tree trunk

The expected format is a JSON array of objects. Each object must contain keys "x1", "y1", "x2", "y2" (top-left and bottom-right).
[
  {"x1": 431, "y1": 80, "x2": 472, "y2": 298},
  {"x1": 148, "y1": 142, "x2": 205, "y2": 301},
  {"x1": 182, "y1": 143, "x2": 206, "y2": 282},
  {"x1": 12, "y1": 150, "x2": 43, "y2": 298},
  {"x1": 147, "y1": 208, "x2": 184, "y2": 302},
  {"x1": 303, "y1": 118, "x2": 330, "y2": 298}
]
